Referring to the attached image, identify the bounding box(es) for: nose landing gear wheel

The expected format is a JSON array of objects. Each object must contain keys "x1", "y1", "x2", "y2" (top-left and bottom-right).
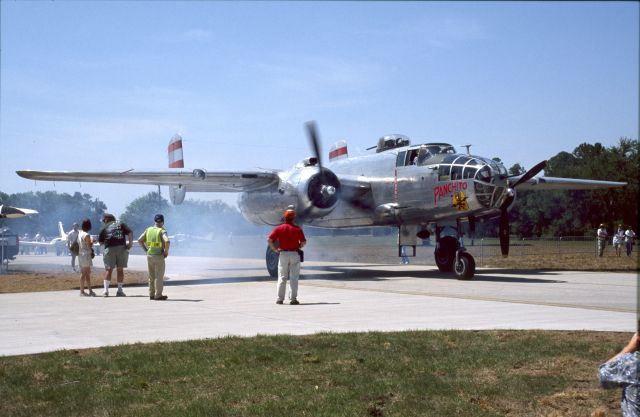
[{"x1": 454, "y1": 252, "x2": 476, "y2": 280}]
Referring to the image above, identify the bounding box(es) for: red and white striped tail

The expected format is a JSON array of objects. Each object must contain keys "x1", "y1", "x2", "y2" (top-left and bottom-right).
[
  {"x1": 328, "y1": 140, "x2": 348, "y2": 161},
  {"x1": 168, "y1": 134, "x2": 184, "y2": 168}
]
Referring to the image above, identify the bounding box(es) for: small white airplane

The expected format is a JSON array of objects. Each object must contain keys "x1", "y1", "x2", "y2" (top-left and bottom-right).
[
  {"x1": 169, "y1": 232, "x2": 217, "y2": 248},
  {"x1": 17, "y1": 122, "x2": 626, "y2": 279},
  {"x1": 20, "y1": 222, "x2": 102, "y2": 256},
  {"x1": 20, "y1": 222, "x2": 68, "y2": 255}
]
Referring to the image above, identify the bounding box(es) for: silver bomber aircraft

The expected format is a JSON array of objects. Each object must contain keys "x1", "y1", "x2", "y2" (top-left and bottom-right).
[{"x1": 17, "y1": 122, "x2": 626, "y2": 279}]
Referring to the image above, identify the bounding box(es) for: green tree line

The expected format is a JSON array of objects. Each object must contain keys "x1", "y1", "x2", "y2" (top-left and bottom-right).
[
  {"x1": 499, "y1": 137, "x2": 638, "y2": 237},
  {"x1": 119, "y1": 191, "x2": 259, "y2": 237},
  {"x1": 0, "y1": 191, "x2": 254, "y2": 239},
  {"x1": 0, "y1": 191, "x2": 106, "y2": 238}
]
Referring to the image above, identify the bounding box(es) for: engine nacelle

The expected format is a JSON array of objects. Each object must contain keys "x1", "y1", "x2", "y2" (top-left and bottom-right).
[
  {"x1": 237, "y1": 165, "x2": 342, "y2": 226},
  {"x1": 294, "y1": 166, "x2": 341, "y2": 220},
  {"x1": 169, "y1": 185, "x2": 186, "y2": 205}
]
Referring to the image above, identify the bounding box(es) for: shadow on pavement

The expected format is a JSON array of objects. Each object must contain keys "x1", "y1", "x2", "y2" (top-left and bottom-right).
[{"x1": 139, "y1": 264, "x2": 568, "y2": 287}]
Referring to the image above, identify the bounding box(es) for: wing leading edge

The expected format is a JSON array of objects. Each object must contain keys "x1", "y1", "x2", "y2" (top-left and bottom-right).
[
  {"x1": 16, "y1": 169, "x2": 279, "y2": 193},
  {"x1": 514, "y1": 176, "x2": 627, "y2": 190}
]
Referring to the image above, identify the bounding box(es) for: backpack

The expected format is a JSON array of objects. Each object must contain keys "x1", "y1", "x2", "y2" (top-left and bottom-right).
[{"x1": 101, "y1": 221, "x2": 127, "y2": 246}]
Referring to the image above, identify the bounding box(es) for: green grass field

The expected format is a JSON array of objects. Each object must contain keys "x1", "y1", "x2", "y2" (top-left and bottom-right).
[{"x1": 0, "y1": 330, "x2": 629, "y2": 417}]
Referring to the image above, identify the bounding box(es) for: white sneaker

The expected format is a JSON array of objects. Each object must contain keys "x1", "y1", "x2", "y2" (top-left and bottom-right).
[{"x1": 103, "y1": 291, "x2": 109, "y2": 297}]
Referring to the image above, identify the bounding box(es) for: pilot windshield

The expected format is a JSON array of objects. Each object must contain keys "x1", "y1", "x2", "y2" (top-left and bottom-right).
[{"x1": 415, "y1": 146, "x2": 430, "y2": 165}]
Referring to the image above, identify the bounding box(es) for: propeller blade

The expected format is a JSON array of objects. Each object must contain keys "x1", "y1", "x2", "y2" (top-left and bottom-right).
[
  {"x1": 496, "y1": 161, "x2": 543, "y2": 257},
  {"x1": 305, "y1": 121, "x2": 323, "y2": 171},
  {"x1": 512, "y1": 160, "x2": 547, "y2": 189},
  {"x1": 499, "y1": 207, "x2": 510, "y2": 257}
]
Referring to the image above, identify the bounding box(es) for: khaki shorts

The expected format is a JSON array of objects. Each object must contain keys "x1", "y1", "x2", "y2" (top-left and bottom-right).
[{"x1": 103, "y1": 245, "x2": 129, "y2": 270}]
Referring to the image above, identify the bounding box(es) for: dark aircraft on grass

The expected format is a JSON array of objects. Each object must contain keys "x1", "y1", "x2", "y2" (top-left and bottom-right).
[{"x1": 17, "y1": 123, "x2": 626, "y2": 279}]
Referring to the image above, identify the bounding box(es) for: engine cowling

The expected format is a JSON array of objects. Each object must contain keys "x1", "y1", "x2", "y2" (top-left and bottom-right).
[{"x1": 295, "y1": 166, "x2": 341, "y2": 220}]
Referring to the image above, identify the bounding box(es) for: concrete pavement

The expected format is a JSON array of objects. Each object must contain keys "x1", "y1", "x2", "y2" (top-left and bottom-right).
[{"x1": 0, "y1": 254, "x2": 636, "y2": 356}]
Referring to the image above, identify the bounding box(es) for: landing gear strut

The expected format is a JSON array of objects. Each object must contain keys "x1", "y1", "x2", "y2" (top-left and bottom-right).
[{"x1": 434, "y1": 236, "x2": 456, "y2": 272}]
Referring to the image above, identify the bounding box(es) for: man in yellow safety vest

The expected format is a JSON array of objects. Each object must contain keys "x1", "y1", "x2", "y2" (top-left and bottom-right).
[{"x1": 138, "y1": 214, "x2": 171, "y2": 300}]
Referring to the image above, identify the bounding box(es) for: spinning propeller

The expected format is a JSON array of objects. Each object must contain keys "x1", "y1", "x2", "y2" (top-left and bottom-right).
[
  {"x1": 304, "y1": 121, "x2": 340, "y2": 209},
  {"x1": 499, "y1": 160, "x2": 547, "y2": 257}
]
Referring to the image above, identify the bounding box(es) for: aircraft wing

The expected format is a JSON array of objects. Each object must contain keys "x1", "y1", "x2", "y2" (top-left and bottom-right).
[
  {"x1": 515, "y1": 176, "x2": 627, "y2": 190},
  {"x1": 16, "y1": 169, "x2": 279, "y2": 193}
]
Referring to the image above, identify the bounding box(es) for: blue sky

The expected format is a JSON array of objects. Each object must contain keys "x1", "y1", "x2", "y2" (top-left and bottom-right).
[{"x1": 1, "y1": 1, "x2": 638, "y2": 216}]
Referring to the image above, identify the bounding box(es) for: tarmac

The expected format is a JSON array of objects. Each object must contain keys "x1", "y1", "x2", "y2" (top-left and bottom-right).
[{"x1": 0, "y1": 254, "x2": 637, "y2": 356}]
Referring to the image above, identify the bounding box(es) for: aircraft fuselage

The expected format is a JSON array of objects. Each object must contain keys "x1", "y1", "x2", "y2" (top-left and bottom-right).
[{"x1": 239, "y1": 143, "x2": 510, "y2": 228}]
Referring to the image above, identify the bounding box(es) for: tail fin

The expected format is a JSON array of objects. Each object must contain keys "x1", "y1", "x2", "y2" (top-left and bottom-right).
[
  {"x1": 168, "y1": 134, "x2": 184, "y2": 168},
  {"x1": 329, "y1": 140, "x2": 348, "y2": 161},
  {"x1": 58, "y1": 221, "x2": 65, "y2": 238},
  {"x1": 168, "y1": 134, "x2": 186, "y2": 204}
]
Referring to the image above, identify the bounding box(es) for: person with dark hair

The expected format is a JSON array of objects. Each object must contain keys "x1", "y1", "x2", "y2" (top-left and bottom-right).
[
  {"x1": 138, "y1": 214, "x2": 170, "y2": 301},
  {"x1": 78, "y1": 218, "x2": 96, "y2": 296},
  {"x1": 98, "y1": 213, "x2": 133, "y2": 297},
  {"x1": 599, "y1": 332, "x2": 640, "y2": 416},
  {"x1": 268, "y1": 207, "x2": 306, "y2": 305}
]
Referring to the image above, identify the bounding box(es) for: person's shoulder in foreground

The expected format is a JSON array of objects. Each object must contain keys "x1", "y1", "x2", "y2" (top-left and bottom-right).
[{"x1": 599, "y1": 332, "x2": 640, "y2": 417}]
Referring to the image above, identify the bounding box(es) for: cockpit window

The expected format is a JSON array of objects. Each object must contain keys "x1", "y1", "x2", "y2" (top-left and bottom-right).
[
  {"x1": 437, "y1": 154, "x2": 497, "y2": 183},
  {"x1": 463, "y1": 167, "x2": 477, "y2": 179},
  {"x1": 438, "y1": 164, "x2": 451, "y2": 180},
  {"x1": 477, "y1": 166, "x2": 492, "y2": 183},
  {"x1": 396, "y1": 151, "x2": 407, "y2": 167},
  {"x1": 450, "y1": 165, "x2": 463, "y2": 180},
  {"x1": 442, "y1": 155, "x2": 457, "y2": 164},
  {"x1": 491, "y1": 162, "x2": 508, "y2": 177}
]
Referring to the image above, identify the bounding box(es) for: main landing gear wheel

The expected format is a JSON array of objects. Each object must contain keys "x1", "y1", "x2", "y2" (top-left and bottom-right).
[
  {"x1": 435, "y1": 236, "x2": 457, "y2": 272},
  {"x1": 266, "y1": 246, "x2": 279, "y2": 278},
  {"x1": 454, "y1": 252, "x2": 476, "y2": 280}
]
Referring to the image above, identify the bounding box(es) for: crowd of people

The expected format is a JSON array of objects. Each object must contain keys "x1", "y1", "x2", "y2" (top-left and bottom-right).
[
  {"x1": 62, "y1": 207, "x2": 308, "y2": 306},
  {"x1": 65, "y1": 213, "x2": 170, "y2": 301},
  {"x1": 597, "y1": 223, "x2": 636, "y2": 257}
]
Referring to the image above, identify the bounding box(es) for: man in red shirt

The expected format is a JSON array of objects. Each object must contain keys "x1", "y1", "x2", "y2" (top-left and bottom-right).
[{"x1": 268, "y1": 208, "x2": 306, "y2": 305}]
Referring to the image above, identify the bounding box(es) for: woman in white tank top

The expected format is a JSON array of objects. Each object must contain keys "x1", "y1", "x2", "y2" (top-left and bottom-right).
[{"x1": 78, "y1": 218, "x2": 96, "y2": 296}]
